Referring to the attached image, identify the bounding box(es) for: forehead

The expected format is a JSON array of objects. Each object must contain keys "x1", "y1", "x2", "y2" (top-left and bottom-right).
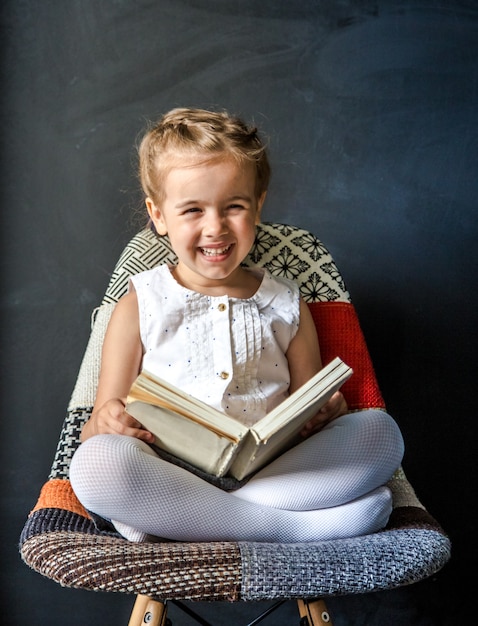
[{"x1": 164, "y1": 154, "x2": 256, "y2": 188}]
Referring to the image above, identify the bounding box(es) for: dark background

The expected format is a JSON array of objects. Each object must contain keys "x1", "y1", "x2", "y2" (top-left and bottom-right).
[{"x1": 1, "y1": 1, "x2": 476, "y2": 624}]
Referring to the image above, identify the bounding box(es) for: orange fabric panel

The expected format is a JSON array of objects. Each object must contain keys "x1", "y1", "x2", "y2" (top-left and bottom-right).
[
  {"x1": 30, "y1": 478, "x2": 91, "y2": 518},
  {"x1": 308, "y1": 301, "x2": 385, "y2": 411}
]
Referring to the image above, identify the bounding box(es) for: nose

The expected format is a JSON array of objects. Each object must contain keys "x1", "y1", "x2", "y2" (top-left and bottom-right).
[{"x1": 204, "y1": 209, "x2": 228, "y2": 236}]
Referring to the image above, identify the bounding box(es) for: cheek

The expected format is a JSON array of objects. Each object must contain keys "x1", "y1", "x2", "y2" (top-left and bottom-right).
[{"x1": 167, "y1": 228, "x2": 191, "y2": 251}]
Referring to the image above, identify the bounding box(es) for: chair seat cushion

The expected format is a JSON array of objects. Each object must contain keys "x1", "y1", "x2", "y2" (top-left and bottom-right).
[{"x1": 20, "y1": 477, "x2": 451, "y2": 601}]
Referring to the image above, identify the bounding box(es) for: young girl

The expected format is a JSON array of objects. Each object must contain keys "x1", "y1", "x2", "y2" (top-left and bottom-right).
[{"x1": 70, "y1": 107, "x2": 404, "y2": 543}]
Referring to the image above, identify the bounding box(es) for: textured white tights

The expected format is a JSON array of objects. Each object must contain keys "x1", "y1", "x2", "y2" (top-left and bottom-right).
[{"x1": 70, "y1": 410, "x2": 404, "y2": 543}]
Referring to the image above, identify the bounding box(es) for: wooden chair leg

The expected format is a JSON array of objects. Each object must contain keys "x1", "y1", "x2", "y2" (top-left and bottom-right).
[
  {"x1": 297, "y1": 599, "x2": 333, "y2": 625},
  {"x1": 128, "y1": 594, "x2": 168, "y2": 626}
]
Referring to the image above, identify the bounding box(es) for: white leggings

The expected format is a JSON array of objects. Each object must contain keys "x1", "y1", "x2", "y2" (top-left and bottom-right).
[{"x1": 70, "y1": 409, "x2": 404, "y2": 543}]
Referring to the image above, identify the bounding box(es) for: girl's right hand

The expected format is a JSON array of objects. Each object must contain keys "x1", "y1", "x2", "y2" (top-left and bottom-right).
[{"x1": 81, "y1": 397, "x2": 155, "y2": 444}]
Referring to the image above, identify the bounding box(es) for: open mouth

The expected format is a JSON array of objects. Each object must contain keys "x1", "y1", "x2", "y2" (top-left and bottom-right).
[{"x1": 199, "y1": 244, "x2": 233, "y2": 257}]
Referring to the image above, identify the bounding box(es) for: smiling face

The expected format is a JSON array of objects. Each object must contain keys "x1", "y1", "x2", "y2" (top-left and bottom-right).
[{"x1": 146, "y1": 155, "x2": 266, "y2": 295}]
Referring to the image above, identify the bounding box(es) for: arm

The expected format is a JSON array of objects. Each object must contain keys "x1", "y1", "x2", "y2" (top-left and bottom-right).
[
  {"x1": 286, "y1": 298, "x2": 348, "y2": 437},
  {"x1": 80, "y1": 291, "x2": 154, "y2": 444}
]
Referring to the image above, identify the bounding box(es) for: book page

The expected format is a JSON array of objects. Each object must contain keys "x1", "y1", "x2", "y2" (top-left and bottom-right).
[{"x1": 127, "y1": 370, "x2": 247, "y2": 440}]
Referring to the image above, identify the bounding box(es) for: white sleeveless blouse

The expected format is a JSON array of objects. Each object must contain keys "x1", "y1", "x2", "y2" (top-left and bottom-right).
[{"x1": 129, "y1": 265, "x2": 300, "y2": 426}]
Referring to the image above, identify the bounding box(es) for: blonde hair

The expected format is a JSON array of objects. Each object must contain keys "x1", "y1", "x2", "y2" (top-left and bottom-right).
[{"x1": 138, "y1": 108, "x2": 271, "y2": 205}]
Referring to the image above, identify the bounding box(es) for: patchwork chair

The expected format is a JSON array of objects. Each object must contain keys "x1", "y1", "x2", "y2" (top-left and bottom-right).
[{"x1": 19, "y1": 222, "x2": 451, "y2": 625}]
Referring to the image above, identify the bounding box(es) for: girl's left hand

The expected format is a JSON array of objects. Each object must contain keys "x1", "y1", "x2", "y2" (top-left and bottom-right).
[{"x1": 300, "y1": 391, "x2": 348, "y2": 437}]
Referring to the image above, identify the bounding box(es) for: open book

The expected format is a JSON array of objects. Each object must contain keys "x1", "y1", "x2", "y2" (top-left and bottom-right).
[{"x1": 126, "y1": 356, "x2": 352, "y2": 481}]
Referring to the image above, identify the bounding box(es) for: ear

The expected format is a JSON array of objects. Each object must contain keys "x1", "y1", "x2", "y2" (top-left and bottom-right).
[
  {"x1": 146, "y1": 198, "x2": 168, "y2": 235},
  {"x1": 255, "y1": 191, "x2": 267, "y2": 225}
]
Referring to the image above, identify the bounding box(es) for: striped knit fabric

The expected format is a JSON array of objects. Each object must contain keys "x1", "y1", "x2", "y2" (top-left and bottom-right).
[{"x1": 19, "y1": 222, "x2": 451, "y2": 601}]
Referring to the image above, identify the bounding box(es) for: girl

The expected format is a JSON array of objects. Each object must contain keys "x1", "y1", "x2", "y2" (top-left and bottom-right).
[{"x1": 70, "y1": 107, "x2": 404, "y2": 543}]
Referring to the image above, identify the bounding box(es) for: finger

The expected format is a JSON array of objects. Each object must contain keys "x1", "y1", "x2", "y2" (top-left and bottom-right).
[
  {"x1": 137, "y1": 429, "x2": 156, "y2": 444},
  {"x1": 121, "y1": 410, "x2": 145, "y2": 430}
]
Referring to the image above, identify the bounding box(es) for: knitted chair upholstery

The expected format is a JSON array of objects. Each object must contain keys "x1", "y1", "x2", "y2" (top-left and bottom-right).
[{"x1": 20, "y1": 223, "x2": 450, "y2": 618}]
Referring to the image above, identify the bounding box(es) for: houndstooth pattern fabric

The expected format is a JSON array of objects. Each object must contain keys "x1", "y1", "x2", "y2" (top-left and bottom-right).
[{"x1": 50, "y1": 409, "x2": 91, "y2": 480}]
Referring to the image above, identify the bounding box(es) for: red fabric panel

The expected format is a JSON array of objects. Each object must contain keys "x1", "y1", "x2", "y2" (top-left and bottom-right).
[{"x1": 307, "y1": 301, "x2": 385, "y2": 411}]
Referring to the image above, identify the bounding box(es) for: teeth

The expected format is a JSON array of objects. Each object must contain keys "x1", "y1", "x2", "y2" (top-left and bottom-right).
[{"x1": 201, "y1": 245, "x2": 231, "y2": 256}]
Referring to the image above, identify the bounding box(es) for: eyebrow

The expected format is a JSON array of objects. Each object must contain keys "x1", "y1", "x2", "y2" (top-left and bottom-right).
[{"x1": 174, "y1": 194, "x2": 253, "y2": 209}]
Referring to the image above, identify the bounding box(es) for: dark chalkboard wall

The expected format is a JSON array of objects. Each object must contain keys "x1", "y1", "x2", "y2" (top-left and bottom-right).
[{"x1": 2, "y1": 1, "x2": 476, "y2": 624}]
